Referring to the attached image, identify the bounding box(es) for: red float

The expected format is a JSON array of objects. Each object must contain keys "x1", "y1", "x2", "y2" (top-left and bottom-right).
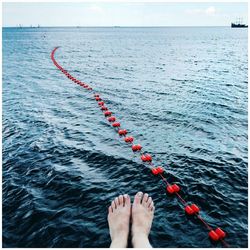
[
  {"x1": 118, "y1": 129, "x2": 127, "y2": 135},
  {"x1": 151, "y1": 166, "x2": 164, "y2": 175},
  {"x1": 166, "y1": 185, "x2": 175, "y2": 194},
  {"x1": 185, "y1": 204, "x2": 199, "y2": 215},
  {"x1": 190, "y1": 204, "x2": 200, "y2": 213},
  {"x1": 151, "y1": 168, "x2": 159, "y2": 175},
  {"x1": 185, "y1": 205, "x2": 194, "y2": 215},
  {"x1": 166, "y1": 184, "x2": 180, "y2": 194},
  {"x1": 104, "y1": 111, "x2": 112, "y2": 117},
  {"x1": 132, "y1": 144, "x2": 142, "y2": 151},
  {"x1": 172, "y1": 184, "x2": 180, "y2": 192},
  {"x1": 209, "y1": 230, "x2": 219, "y2": 241},
  {"x1": 124, "y1": 136, "x2": 134, "y2": 143},
  {"x1": 101, "y1": 106, "x2": 108, "y2": 111},
  {"x1": 215, "y1": 228, "x2": 226, "y2": 239},
  {"x1": 112, "y1": 122, "x2": 120, "y2": 127},
  {"x1": 98, "y1": 101, "x2": 105, "y2": 106},
  {"x1": 141, "y1": 154, "x2": 152, "y2": 162},
  {"x1": 156, "y1": 166, "x2": 164, "y2": 174},
  {"x1": 108, "y1": 116, "x2": 116, "y2": 122},
  {"x1": 95, "y1": 97, "x2": 101, "y2": 101}
]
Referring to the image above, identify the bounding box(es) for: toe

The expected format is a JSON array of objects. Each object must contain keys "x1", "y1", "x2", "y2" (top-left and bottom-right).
[
  {"x1": 150, "y1": 203, "x2": 155, "y2": 212},
  {"x1": 108, "y1": 205, "x2": 113, "y2": 213},
  {"x1": 118, "y1": 195, "x2": 124, "y2": 206},
  {"x1": 133, "y1": 191, "x2": 143, "y2": 205},
  {"x1": 149, "y1": 201, "x2": 154, "y2": 211},
  {"x1": 124, "y1": 194, "x2": 131, "y2": 207},
  {"x1": 147, "y1": 197, "x2": 152, "y2": 208},
  {"x1": 115, "y1": 197, "x2": 119, "y2": 207},
  {"x1": 142, "y1": 193, "x2": 149, "y2": 205},
  {"x1": 111, "y1": 200, "x2": 116, "y2": 210}
]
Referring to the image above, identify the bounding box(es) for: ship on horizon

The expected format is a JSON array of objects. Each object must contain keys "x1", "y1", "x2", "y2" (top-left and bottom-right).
[{"x1": 231, "y1": 18, "x2": 248, "y2": 28}]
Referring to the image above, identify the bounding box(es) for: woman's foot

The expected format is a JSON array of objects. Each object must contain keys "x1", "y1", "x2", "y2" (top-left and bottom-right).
[
  {"x1": 131, "y1": 192, "x2": 155, "y2": 248},
  {"x1": 108, "y1": 194, "x2": 131, "y2": 248}
]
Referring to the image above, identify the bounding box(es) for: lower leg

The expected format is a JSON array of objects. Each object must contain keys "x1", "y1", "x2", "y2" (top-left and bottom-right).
[
  {"x1": 108, "y1": 194, "x2": 131, "y2": 248},
  {"x1": 131, "y1": 192, "x2": 155, "y2": 248}
]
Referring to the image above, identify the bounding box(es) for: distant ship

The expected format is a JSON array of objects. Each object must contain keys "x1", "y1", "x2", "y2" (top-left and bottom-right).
[{"x1": 231, "y1": 18, "x2": 248, "y2": 28}]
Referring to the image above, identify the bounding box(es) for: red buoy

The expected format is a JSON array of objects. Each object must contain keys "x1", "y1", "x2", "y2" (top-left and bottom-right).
[
  {"x1": 166, "y1": 185, "x2": 175, "y2": 194},
  {"x1": 98, "y1": 101, "x2": 104, "y2": 106},
  {"x1": 124, "y1": 136, "x2": 134, "y2": 143},
  {"x1": 112, "y1": 122, "x2": 120, "y2": 127},
  {"x1": 151, "y1": 168, "x2": 159, "y2": 175},
  {"x1": 151, "y1": 167, "x2": 164, "y2": 175},
  {"x1": 104, "y1": 111, "x2": 112, "y2": 117},
  {"x1": 118, "y1": 129, "x2": 127, "y2": 135},
  {"x1": 215, "y1": 228, "x2": 226, "y2": 239},
  {"x1": 132, "y1": 144, "x2": 142, "y2": 151},
  {"x1": 94, "y1": 94, "x2": 99, "y2": 97},
  {"x1": 87, "y1": 87, "x2": 92, "y2": 90},
  {"x1": 185, "y1": 205, "x2": 194, "y2": 215},
  {"x1": 190, "y1": 204, "x2": 200, "y2": 213},
  {"x1": 101, "y1": 106, "x2": 108, "y2": 111},
  {"x1": 209, "y1": 230, "x2": 219, "y2": 241},
  {"x1": 172, "y1": 184, "x2": 180, "y2": 192},
  {"x1": 156, "y1": 166, "x2": 164, "y2": 174},
  {"x1": 108, "y1": 116, "x2": 116, "y2": 122},
  {"x1": 95, "y1": 97, "x2": 101, "y2": 101},
  {"x1": 166, "y1": 184, "x2": 180, "y2": 194},
  {"x1": 141, "y1": 154, "x2": 152, "y2": 162}
]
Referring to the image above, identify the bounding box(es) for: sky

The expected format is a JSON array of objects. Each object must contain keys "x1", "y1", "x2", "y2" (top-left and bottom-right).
[{"x1": 2, "y1": 2, "x2": 248, "y2": 27}]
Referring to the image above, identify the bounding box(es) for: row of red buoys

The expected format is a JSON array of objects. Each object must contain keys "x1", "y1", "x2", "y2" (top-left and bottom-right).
[{"x1": 51, "y1": 47, "x2": 229, "y2": 247}]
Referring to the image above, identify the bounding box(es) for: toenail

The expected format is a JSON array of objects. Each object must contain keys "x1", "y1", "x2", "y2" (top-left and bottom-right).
[
  {"x1": 137, "y1": 192, "x2": 143, "y2": 196},
  {"x1": 124, "y1": 194, "x2": 128, "y2": 198}
]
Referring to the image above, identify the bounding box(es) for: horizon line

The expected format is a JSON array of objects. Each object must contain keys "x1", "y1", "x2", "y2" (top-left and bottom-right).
[{"x1": 3, "y1": 25, "x2": 232, "y2": 28}]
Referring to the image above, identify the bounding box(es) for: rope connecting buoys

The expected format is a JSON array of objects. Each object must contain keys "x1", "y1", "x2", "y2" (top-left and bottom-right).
[{"x1": 50, "y1": 47, "x2": 230, "y2": 248}]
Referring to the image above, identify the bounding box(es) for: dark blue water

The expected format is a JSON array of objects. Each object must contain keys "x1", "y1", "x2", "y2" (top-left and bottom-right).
[{"x1": 3, "y1": 27, "x2": 248, "y2": 247}]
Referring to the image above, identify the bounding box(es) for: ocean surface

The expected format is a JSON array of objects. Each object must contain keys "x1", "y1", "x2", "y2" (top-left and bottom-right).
[{"x1": 2, "y1": 27, "x2": 248, "y2": 247}]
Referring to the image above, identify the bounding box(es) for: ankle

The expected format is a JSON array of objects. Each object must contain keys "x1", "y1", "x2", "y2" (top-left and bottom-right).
[
  {"x1": 132, "y1": 232, "x2": 151, "y2": 248},
  {"x1": 110, "y1": 233, "x2": 128, "y2": 248}
]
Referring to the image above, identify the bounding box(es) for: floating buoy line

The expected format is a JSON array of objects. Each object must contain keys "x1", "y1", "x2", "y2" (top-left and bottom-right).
[{"x1": 51, "y1": 47, "x2": 230, "y2": 247}]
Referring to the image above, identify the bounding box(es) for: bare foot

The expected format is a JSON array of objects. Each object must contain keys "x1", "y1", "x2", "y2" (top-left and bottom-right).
[
  {"x1": 132, "y1": 192, "x2": 154, "y2": 248},
  {"x1": 108, "y1": 194, "x2": 131, "y2": 248}
]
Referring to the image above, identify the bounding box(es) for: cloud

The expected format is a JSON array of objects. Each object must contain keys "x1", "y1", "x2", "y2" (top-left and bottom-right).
[
  {"x1": 88, "y1": 4, "x2": 104, "y2": 14},
  {"x1": 205, "y1": 6, "x2": 216, "y2": 15},
  {"x1": 186, "y1": 6, "x2": 217, "y2": 16}
]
